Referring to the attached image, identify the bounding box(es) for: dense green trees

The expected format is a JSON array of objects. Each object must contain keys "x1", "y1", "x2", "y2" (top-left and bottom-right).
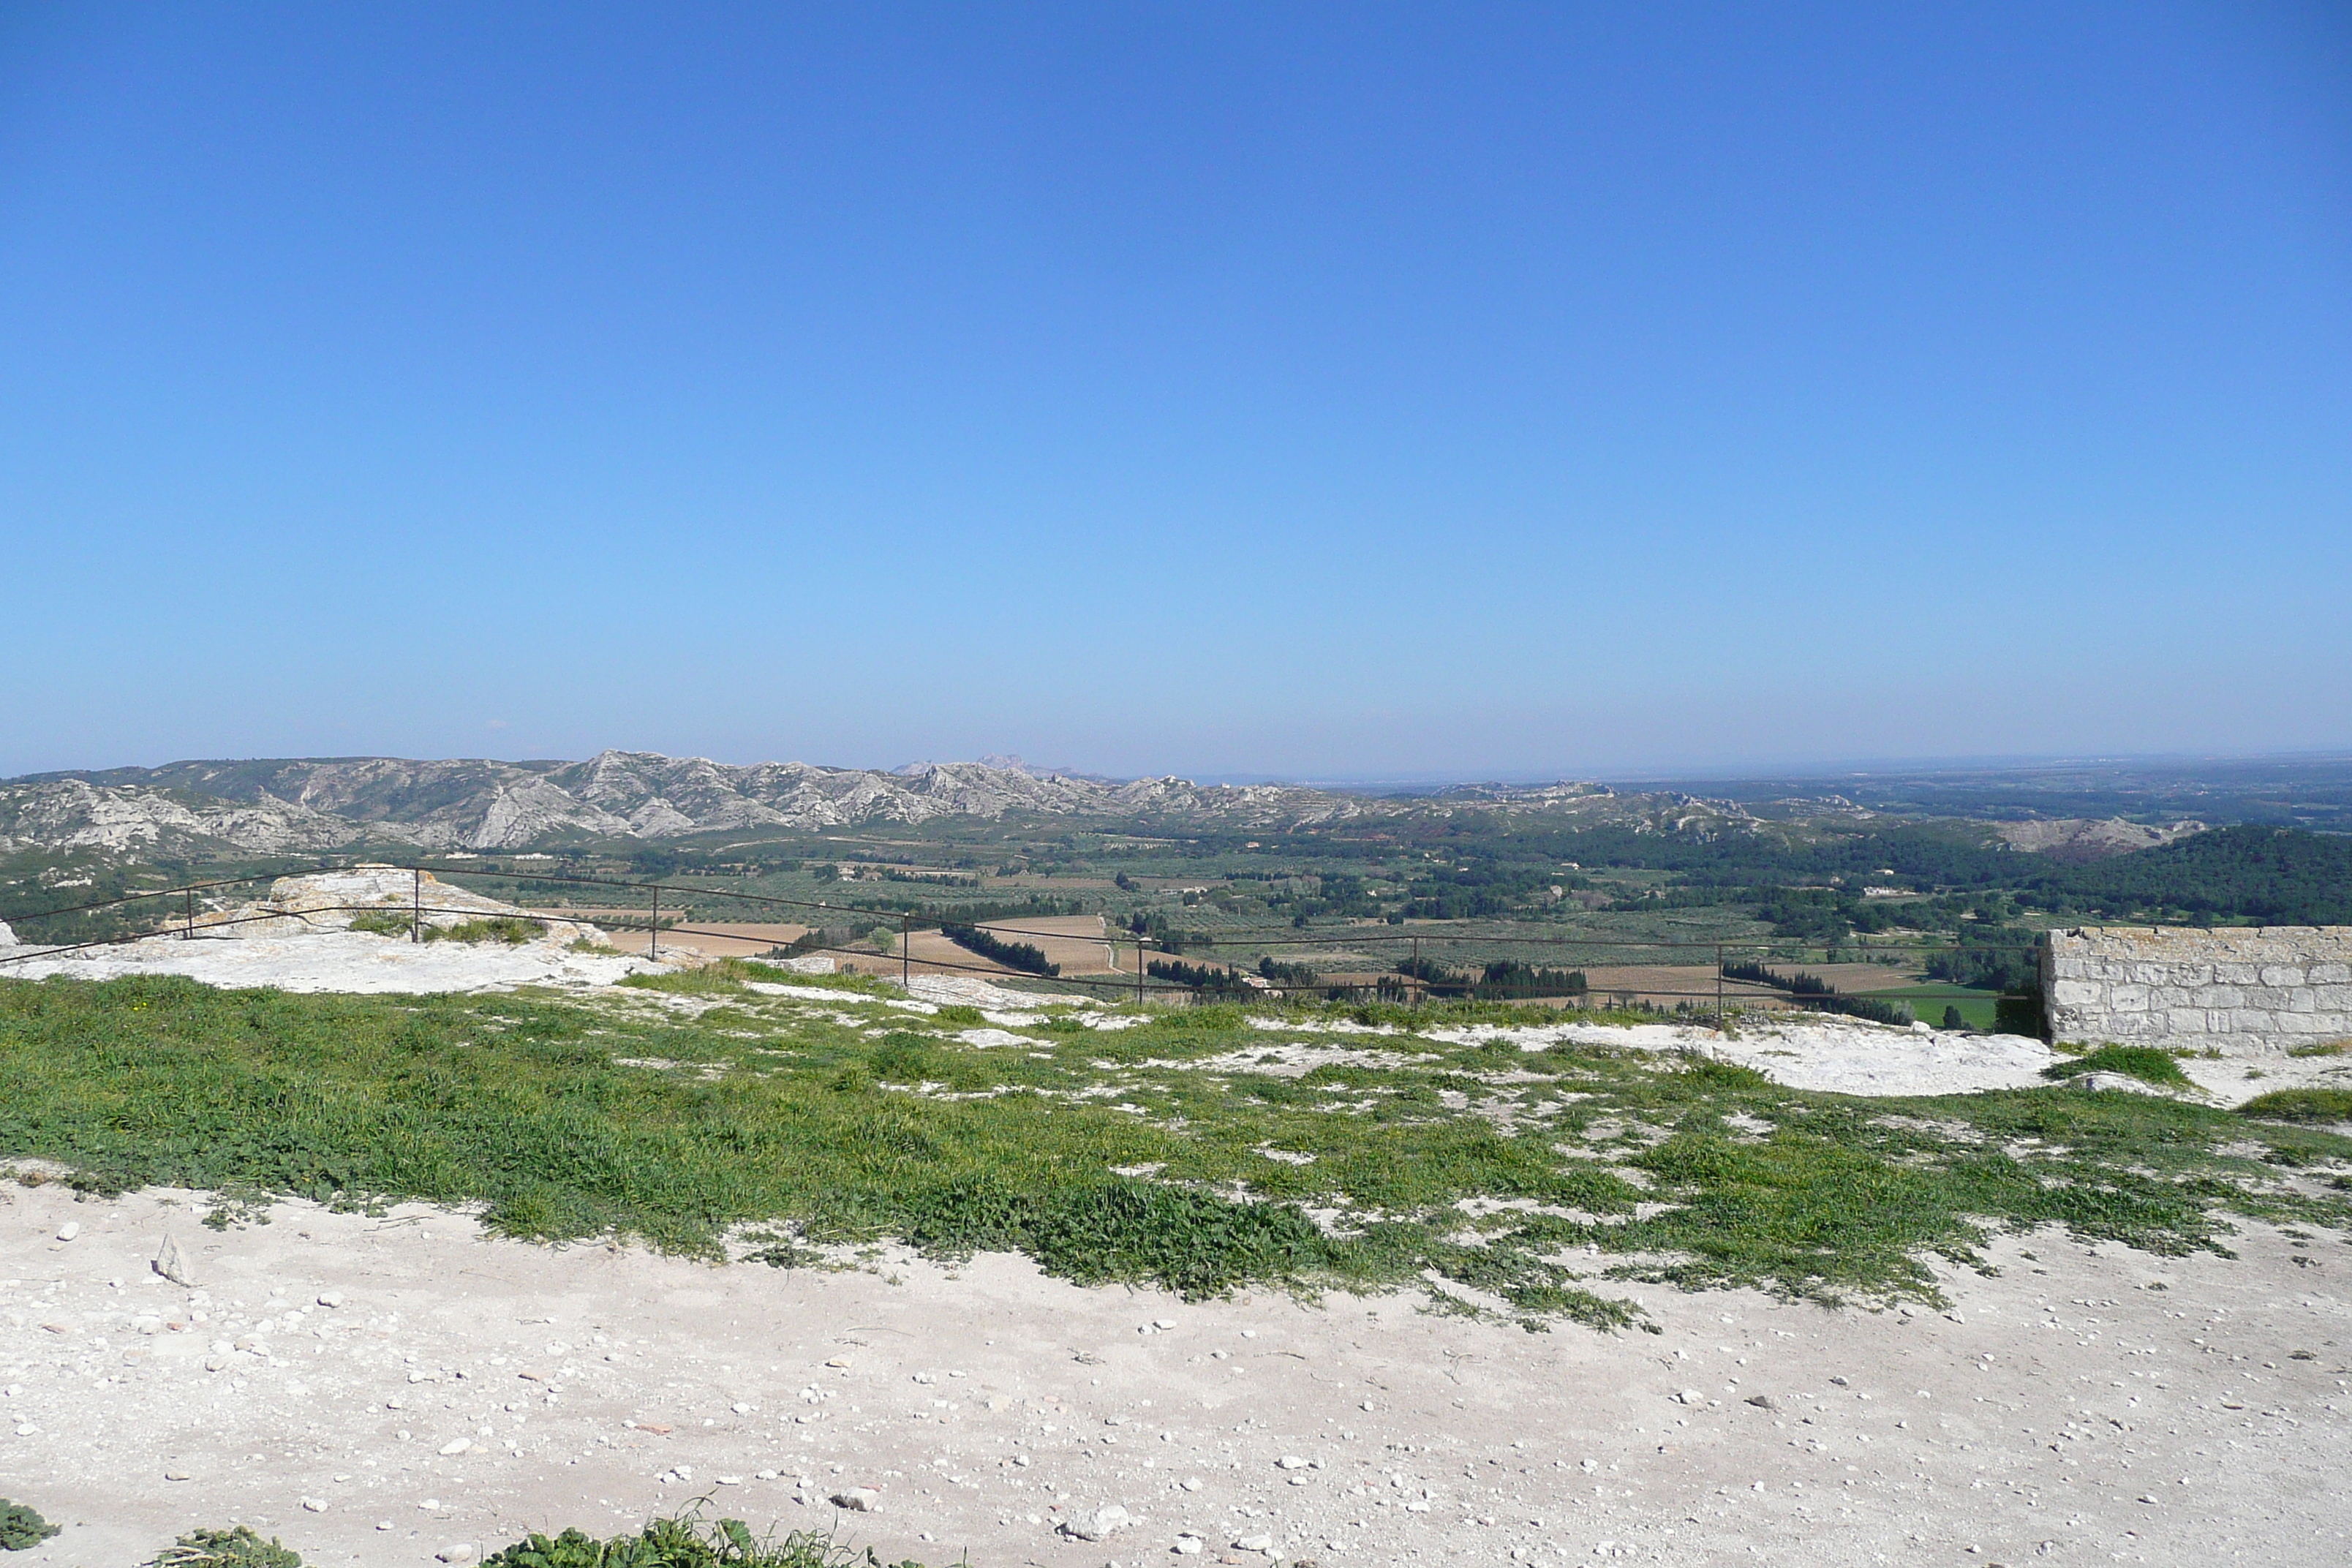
[{"x1": 940, "y1": 925, "x2": 1059, "y2": 976}]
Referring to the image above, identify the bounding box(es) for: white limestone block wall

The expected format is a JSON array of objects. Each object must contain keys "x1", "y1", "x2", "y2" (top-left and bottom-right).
[{"x1": 2041, "y1": 925, "x2": 2352, "y2": 1055}]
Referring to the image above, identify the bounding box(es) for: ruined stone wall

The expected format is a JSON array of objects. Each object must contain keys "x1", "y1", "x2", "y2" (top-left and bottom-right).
[{"x1": 2041, "y1": 926, "x2": 2352, "y2": 1055}]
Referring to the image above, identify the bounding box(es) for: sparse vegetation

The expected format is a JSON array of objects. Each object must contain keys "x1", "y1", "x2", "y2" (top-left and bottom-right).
[
  {"x1": 146, "y1": 1526, "x2": 300, "y2": 1568},
  {"x1": 3, "y1": 973, "x2": 2348, "y2": 1331},
  {"x1": 483, "y1": 1516, "x2": 922, "y2": 1568},
  {"x1": 422, "y1": 916, "x2": 549, "y2": 946},
  {"x1": 345, "y1": 908, "x2": 412, "y2": 938}
]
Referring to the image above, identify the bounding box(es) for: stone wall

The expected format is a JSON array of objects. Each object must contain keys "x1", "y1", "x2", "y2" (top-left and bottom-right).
[{"x1": 2040, "y1": 925, "x2": 2352, "y2": 1055}]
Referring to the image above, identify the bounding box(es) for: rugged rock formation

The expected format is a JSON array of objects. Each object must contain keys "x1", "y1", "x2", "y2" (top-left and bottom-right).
[
  {"x1": 1994, "y1": 817, "x2": 2206, "y2": 861},
  {"x1": 0, "y1": 778, "x2": 389, "y2": 857},
  {"x1": 196, "y1": 866, "x2": 600, "y2": 945},
  {"x1": 1, "y1": 749, "x2": 1781, "y2": 859}
]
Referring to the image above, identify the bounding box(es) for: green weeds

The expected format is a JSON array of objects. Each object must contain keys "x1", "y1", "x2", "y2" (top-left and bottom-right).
[
  {"x1": 345, "y1": 909, "x2": 412, "y2": 938},
  {"x1": 484, "y1": 1516, "x2": 920, "y2": 1568},
  {"x1": 1, "y1": 975, "x2": 2346, "y2": 1330},
  {"x1": 2042, "y1": 1044, "x2": 2195, "y2": 1089},
  {"x1": 146, "y1": 1526, "x2": 299, "y2": 1568},
  {"x1": 2239, "y1": 1088, "x2": 2352, "y2": 1124},
  {"x1": 0, "y1": 1500, "x2": 58, "y2": 1551},
  {"x1": 423, "y1": 917, "x2": 548, "y2": 946}
]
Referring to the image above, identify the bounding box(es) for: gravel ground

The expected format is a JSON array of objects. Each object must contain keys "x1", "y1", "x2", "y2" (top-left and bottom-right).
[{"x1": 0, "y1": 1184, "x2": 2343, "y2": 1568}]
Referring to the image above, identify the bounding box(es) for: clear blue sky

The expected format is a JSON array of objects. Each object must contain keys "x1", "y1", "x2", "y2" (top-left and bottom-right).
[{"x1": 4, "y1": 3, "x2": 2346, "y2": 783}]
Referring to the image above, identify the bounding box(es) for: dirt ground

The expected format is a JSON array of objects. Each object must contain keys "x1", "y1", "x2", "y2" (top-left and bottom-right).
[
  {"x1": 884, "y1": 919, "x2": 1120, "y2": 981},
  {"x1": 0, "y1": 1183, "x2": 2345, "y2": 1568},
  {"x1": 1580, "y1": 967, "x2": 1783, "y2": 1010}
]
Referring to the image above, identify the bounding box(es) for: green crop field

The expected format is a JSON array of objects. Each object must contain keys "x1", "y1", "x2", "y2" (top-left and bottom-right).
[{"x1": 1849, "y1": 982, "x2": 2006, "y2": 1030}]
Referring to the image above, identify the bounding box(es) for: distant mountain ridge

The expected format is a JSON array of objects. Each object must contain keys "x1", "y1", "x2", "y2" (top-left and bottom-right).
[
  {"x1": 1, "y1": 750, "x2": 1405, "y2": 856},
  {"x1": 0, "y1": 750, "x2": 2223, "y2": 866}
]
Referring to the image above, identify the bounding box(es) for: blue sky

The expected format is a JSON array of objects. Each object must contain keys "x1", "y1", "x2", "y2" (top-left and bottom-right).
[{"x1": 2, "y1": 3, "x2": 2346, "y2": 782}]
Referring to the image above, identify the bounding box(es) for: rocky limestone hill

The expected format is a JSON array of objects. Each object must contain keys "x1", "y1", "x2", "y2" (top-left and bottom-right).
[
  {"x1": 4, "y1": 750, "x2": 1404, "y2": 854},
  {"x1": 0, "y1": 777, "x2": 396, "y2": 858},
  {"x1": 1, "y1": 750, "x2": 1805, "y2": 860},
  {"x1": 195, "y1": 865, "x2": 601, "y2": 944}
]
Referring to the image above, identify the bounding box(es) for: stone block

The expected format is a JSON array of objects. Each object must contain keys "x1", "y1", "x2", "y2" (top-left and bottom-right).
[
  {"x1": 2108, "y1": 984, "x2": 2150, "y2": 1011},
  {"x1": 2164, "y1": 1009, "x2": 2210, "y2": 1034},
  {"x1": 2261, "y1": 965, "x2": 2309, "y2": 987},
  {"x1": 2193, "y1": 986, "x2": 2243, "y2": 1009},
  {"x1": 2051, "y1": 979, "x2": 2104, "y2": 1008},
  {"x1": 2213, "y1": 962, "x2": 2261, "y2": 985}
]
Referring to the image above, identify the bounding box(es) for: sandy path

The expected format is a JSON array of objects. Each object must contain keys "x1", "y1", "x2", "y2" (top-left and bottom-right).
[{"x1": 0, "y1": 1187, "x2": 2344, "y2": 1567}]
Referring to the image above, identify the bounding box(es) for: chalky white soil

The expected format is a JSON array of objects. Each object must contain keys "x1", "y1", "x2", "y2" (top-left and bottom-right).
[
  {"x1": 0, "y1": 932, "x2": 655, "y2": 995},
  {"x1": 0, "y1": 1188, "x2": 2345, "y2": 1568}
]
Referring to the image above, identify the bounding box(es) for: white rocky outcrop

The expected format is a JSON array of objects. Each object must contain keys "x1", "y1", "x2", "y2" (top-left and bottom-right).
[
  {"x1": 0, "y1": 779, "x2": 384, "y2": 857},
  {"x1": 196, "y1": 866, "x2": 602, "y2": 946}
]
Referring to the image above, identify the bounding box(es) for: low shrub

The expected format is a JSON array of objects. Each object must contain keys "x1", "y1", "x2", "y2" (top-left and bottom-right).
[
  {"x1": 0, "y1": 1499, "x2": 58, "y2": 1550},
  {"x1": 2043, "y1": 1044, "x2": 2193, "y2": 1089},
  {"x1": 345, "y1": 908, "x2": 412, "y2": 938},
  {"x1": 484, "y1": 1517, "x2": 919, "y2": 1568},
  {"x1": 146, "y1": 1526, "x2": 299, "y2": 1568},
  {"x1": 423, "y1": 917, "x2": 548, "y2": 946},
  {"x1": 2238, "y1": 1088, "x2": 2352, "y2": 1124}
]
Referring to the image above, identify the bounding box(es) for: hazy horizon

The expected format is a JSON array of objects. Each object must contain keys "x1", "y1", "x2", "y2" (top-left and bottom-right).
[{"x1": 16, "y1": 742, "x2": 2352, "y2": 800}]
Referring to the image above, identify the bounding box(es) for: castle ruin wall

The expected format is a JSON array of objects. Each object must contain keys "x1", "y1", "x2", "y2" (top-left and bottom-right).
[{"x1": 2041, "y1": 925, "x2": 2352, "y2": 1055}]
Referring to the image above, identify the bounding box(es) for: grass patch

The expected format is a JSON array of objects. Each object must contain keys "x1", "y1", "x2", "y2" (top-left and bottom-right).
[
  {"x1": 2041, "y1": 1044, "x2": 2194, "y2": 1089},
  {"x1": 2288, "y1": 1040, "x2": 2352, "y2": 1059},
  {"x1": 344, "y1": 908, "x2": 412, "y2": 938},
  {"x1": 2239, "y1": 1089, "x2": 2352, "y2": 1124},
  {"x1": 2, "y1": 975, "x2": 2348, "y2": 1330},
  {"x1": 422, "y1": 917, "x2": 548, "y2": 946},
  {"x1": 1853, "y1": 984, "x2": 2002, "y2": 1031}
]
